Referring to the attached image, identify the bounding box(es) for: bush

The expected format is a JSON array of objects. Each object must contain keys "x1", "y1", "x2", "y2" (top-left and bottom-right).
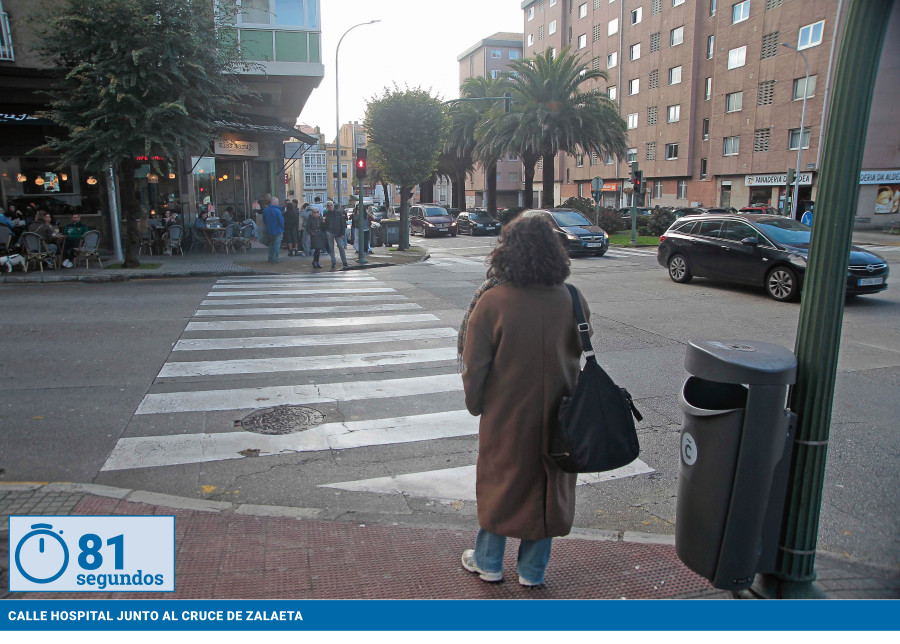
[
  {"x1": 596, "y1": 207, "x2": 624, "y2": 233},
  {"x1": 645, "y1": 207, "x2": 677, "y2": 236},
  {"x1": 560, "y1": 196, "x2": 597, "y2": 224}
]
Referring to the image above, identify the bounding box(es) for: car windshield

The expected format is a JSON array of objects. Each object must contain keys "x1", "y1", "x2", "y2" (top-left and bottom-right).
[
  {"x1": 470, "y1": 212, "x2": 492, "y2": 222},
  {"x1": 551, "y1": 211, "x2": 592, "y2": 227},
  {"x1": 753, "y1": 218, "x2": 811, "y2": 245},
  {"x1": 424, "y1": 207, "x2": 448, "y2": 217}
]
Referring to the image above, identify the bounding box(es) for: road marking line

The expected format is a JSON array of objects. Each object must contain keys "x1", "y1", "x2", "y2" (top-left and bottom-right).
[
  {"x1": 193, "y1": 303, "x2": 419, "y2": 317},
  {"x1": 159, "y1": 347, "x2": 458, "y2": 377},
  {"x1": 184, "y1": 313, "x2": 440, "y2": 332},
  {"x1": 210, "y1": 286, "x2": 396, "y2": 294},
  {"x1": 102, "y1": 410, "x2": 478, "y2": 471},
  {"x1": 201, "y1": 295, "x2": 408, "y2": 306},
  {"x1": 174, "y1": 327, "x2": 458, "y2": 351},
  {"x1": 135, "y1": 372, "x2": 464, "y2": 414},
  {"x1": 319, "y1": 461, "x2": 655, "y2": 501},
  {"x1": 216, "y1": 275, "x2": 378, "y2": 283}
]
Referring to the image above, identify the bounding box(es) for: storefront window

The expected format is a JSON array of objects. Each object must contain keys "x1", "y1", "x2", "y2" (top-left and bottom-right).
[
  {"x1": 192, "y1": 156, "x2": 216, "y2": 214},
  {"x1": 134, "y1": 157, "x2": 180, "y2": 216}
]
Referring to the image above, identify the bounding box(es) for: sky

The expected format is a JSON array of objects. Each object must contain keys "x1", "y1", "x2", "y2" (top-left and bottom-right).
[{"x1": 298, "y1": 0, "x2": 524, "y2": 141}]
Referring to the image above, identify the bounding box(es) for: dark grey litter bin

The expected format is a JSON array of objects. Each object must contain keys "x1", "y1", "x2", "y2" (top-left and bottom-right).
[
  {"x1": 381, "y1": 219, "x2": 400, "y2": 246},
  {"x1": 675, "y1": 340, "x2": 797, "y2": 591}
]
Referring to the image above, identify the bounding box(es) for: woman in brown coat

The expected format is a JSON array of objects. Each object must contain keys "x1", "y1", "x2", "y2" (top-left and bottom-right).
[{"x1": 459, "y1": 215, "x2": 591, "y2": 587}]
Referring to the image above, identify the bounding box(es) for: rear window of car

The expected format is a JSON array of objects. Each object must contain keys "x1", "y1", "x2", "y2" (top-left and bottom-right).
[
  {"x1": 672, "y1": 221, "x2": 697, "y2": 234},
  {"x1": 551, "y1": 210, "x2": 592, "y2": 227},
  {"x1": 424, "y1": 207, "x2": 449, "y2": 217},
  {"x1": 470, "y1": 212, "x2": 493, "y2": 222},
  {"x1": 696, "y1": 220, "x2": 723, "y2": 237}
]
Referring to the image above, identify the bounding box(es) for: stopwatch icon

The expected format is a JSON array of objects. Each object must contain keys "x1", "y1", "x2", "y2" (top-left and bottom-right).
[{"x1": 14, "y1": 522, "x2": 70, "y2": 584}]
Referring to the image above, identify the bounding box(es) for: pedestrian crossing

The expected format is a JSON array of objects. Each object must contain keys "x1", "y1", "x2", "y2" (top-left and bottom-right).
[
  {"x1": 423, "y1": 247, "x2": 658, "y2": 268},
  {"x1": 104, "y1": 272, "x2": 653, "y2": 504}
]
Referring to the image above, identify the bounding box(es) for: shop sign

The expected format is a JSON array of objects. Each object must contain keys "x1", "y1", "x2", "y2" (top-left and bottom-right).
[
  {"x1": 214, "y1": 138, "x2": 258, "y2": 157},
  {"x1": 874, "y1": 185, "x2": 899, "y2": 214},
  {"x1": 745, "y1": 173, "x2": 812, "y2": 186},
  {"x1": 860, "y1": 169, "x2": 900, "y2": 185},
  {"x1": 601, "y1": 181, "x2": 619, "y2": 192}
]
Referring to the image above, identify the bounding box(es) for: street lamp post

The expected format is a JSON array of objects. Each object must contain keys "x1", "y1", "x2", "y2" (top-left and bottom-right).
[
  {"x1": 335, "y1": 20, "x2": 380, "y2": 215},
  {"x1": 781, "y1": 42, "x2": 810, "y2": 220}
]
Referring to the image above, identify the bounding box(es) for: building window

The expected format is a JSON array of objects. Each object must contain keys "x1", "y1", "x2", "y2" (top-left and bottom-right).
[
  {"x1": 510, "y1": 50, "x2": 520, "y2": 59},
  {"x1": 609, "y1": 18, "x2": 619, "y2": 35},
  {"x1": 550, "y1": 47, "x2": 557, "y2": 59},
  {"x1": 648, "y1": 106, "x2": 658, "y2": 125},
  {"x1": 631, "y1": 7, "x2": 643, "y2": 24},
  {"x1": 491, "y1": 49, "x2": 502, "y2": 58},
  {"x1": 665, "y1": 143, "x2": 679, "y2": 160},
  {"x1": 761, "y1": 31, "x2": 779, "y2": 58},
  {"x1": 607, "y1": 51, "x2": 617, "y2": 68},
  {"x1": 793, "y1": 75, "x2": 817, "y2": 100},
  {"x1": 700, "y1": 158, "x2": 708, "y2": 180},
  {"x1": 710, "y1": 0, "x2": 718, "y2": 17},
  {"x1": 673, "y1": 0, "x2": 685, "y2": 6},
  {"x1": 671, "y1": 26, "x2": 684, "y2": 46},
  {"x1": 677, "y1": 180, "x2": 688, "y2": 199},
  {"x1": 788, "y1": 127, "x2": 812, "y2": 150},
  {"x1": 798, "y1": 20, "x2": 824, "y2": 50},
  {"x1": 575, "y1": 154, "x2": 584, "y2": 168},
  {"x1": 758, "y1": 80, "x2": 776, "y2": 105},
  {"x1": 727, "y1": 45, "x2": 747, "y2": 69},
  {"x1": 725, "y1": 91, "x2": 743, "y2": 112},
  {"x1": 707, "y1": 35, "x2": 715, "y2": 59},
  {"x1": 654, "y1": 180, "x2": 663, "y2": 198},
  {"x1": 550, "y1": 0, "x2": 557, "y2": 5},
  {"x1": 490, "y1": 70, "x2": 499, "y2": 79},
  {"x1": 669, "y1": 66, "x2": 682, "y2": 85},
  {"x1": 754, "y1": 127, "x2": 771, "y2": 152},
  {"x1": 650, "y1": 31, "x2": 661, "y2": 52},
  {"x1": 627, "y1": 112, "x2": 639, "y2": 129},
  {"x1": 630, "y1": 42, "x2": 641, "y2": 60},
  {"x1": 549, "y1": 20, "x2": 557, "y2": 35},
  {"x1": 702, "y1": 118, "x2": 710, "y2": 140},
  {"x1": 579, "y1": 2, "x2": 588, "y2": 18},
  {"x1": 723, "y1": 136, "x2": 740, "y2": 155},
  {"x1": 528, "y1": 33, "x2": 535, "y2": 46},
  {"x1": 667, "y1": 104, "x2": 681, "y2": 123},
  {"x1": 705, "y1": 77, "x2": 712, "y2": 100},
  {"x1": 626, "y1": 147, "x2": 638, "y2": 163},
  {"x1": 646, "y1": 142, "x2": 657, "y2": 160},
  {"x1": 629, "y1": 78, "x2": 640, "y2": 95},
  {"x1": 528, "y1": 6, "x2": 535, "y2": 20},
  {"x1": 579, "y1": 34, "x2": 587, "y2": 48},
  {"x1": 607, "y1": 86, "x2": 617, "y2": 100},
  {"x1": 649, "y1": 69, "x2": 659, "y2": 89},
  {"x1": 732, "y1": 1, "x2": 750, "y2": 24}
]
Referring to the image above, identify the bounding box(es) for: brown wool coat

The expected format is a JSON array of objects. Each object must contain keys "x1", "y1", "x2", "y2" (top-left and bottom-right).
[{"x1": 461, "y1": 282, "x2": 591, "y2": 541}]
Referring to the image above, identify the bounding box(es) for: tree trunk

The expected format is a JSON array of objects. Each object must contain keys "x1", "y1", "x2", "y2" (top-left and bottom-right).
[
  {"x1": 119, "y1": 157, "x2": 141, "y2": 268},
  {"x1": 523, "y1": 162, "x2": 536, "y2": 209},
  {"x1": 381, "y1": 181, "x2": 391, "y2": 210},
  {"x1": 486, "y1": 162, "x2": 497, "y2": 215},
  {"x1": 541, "y1": 153, "x2": 555, "y2": 208},
  {"x1": 455, "y1": 174, "x2": 467, "y2": 210},
  {"x1": 399, "y1": 185, "x2": 411, "y2": 251}
]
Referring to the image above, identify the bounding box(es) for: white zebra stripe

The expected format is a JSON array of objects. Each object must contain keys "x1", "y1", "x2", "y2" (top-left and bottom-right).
[
  {"x1": 173, "y1": 327, "x2": 458, "y2": 351},
  {"x1": 184, "y1": 313, "x2": 440, "y2": 332},
  {"x1": 192, "y1": 303, "x2": 419, "y2": 317},
  {"x1": 200, "y1": 295, "x2": 408, "y2": 306},
  {"x1": 210, "y1": 285, "x2": 396, "y2": 294}
]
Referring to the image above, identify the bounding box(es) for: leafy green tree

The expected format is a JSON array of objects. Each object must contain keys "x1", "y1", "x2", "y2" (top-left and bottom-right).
[
  {"x1": 365, "y1": 85, "x2": 449, "y2": 250},
  {"x1": 503, "y1": 47, "x2": 627, "y2": 208},
  {"x1": 30, "y1": 0, "x2": 251, "y2": 267}
]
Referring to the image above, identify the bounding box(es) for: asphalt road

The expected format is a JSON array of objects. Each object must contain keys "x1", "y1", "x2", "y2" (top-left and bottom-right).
[{"x1": 1, "y1": 236, "x2": 897, "y2": 569}]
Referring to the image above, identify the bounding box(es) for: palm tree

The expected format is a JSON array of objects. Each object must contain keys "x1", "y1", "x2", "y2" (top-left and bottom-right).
[
  {"x1": 502, "y1": 47, "x2": 627, "y2": 208},
  {"x1": 475, "y1": 109, "x2": 541, "y2": 208}
]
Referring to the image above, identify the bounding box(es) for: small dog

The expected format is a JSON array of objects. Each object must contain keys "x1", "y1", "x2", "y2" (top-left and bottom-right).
[{"x1": 0, "y1": 254, "x2": 25, "y2": 272}]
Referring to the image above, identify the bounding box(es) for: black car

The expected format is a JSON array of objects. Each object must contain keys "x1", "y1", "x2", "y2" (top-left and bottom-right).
[
  {"x1": 657, "y1": 214, "x2": 889, "y2": 301},
  {"x1": 409, "y1": 203, "x2": 458, "y2": 237},
  {"x1": 672, "y1": 207, "x2": 708, "y2": 218},
  {"x1": 456, "y1": 210, "x2": 500, "y2": 235},
  {"x1": 520, "y1": 208, "x2": 609, "y2": 256}
]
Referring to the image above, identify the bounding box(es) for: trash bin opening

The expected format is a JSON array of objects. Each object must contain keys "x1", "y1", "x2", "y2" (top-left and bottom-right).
[{"x1": 683, "y1": 376, "x2": 748, "y2": 411}]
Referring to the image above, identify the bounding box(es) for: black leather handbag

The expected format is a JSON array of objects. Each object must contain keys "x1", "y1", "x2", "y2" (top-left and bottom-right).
[{"x1": 551, "y1": 284, "x2": 642, "y2": 473}]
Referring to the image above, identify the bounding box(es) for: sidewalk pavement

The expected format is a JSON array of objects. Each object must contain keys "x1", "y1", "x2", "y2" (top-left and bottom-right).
[
  {"x1": 2, "y1": 483, "x2": 897, "y2": 600},
  {"x1": 0, "y1": 242, "x2": 428, "y2": 284}
]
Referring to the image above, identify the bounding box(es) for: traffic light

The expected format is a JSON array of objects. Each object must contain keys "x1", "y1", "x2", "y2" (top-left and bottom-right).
[
  {"x1": 355, "y1": 148, "x2": 367, "y2": 179},
  {"x1": 786, "y1": 167, "x2": 796, "y2": 186},
  {"x1": 633, "y1": 170, "x2": 643, "y2": 194}
]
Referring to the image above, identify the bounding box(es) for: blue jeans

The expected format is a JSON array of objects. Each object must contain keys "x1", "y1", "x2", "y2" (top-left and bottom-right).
[
  {"x1": 473, "y1": 528, "x2": 553, "y2": 584},
  {"x1": 268, "y1": 233, "x2": 283, "y2": 263},
  {"x1": 325, "y1": 231, "x2": 348, "y2": 266}
]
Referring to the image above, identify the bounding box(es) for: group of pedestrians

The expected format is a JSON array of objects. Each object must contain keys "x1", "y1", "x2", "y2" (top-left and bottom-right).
[{"x1": 261, "y1": 198, "x2": 350, "y2": 269}]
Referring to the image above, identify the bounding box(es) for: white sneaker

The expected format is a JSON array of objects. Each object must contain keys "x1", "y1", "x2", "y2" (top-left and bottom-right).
[
  {"x1": 460, "y1": 549, "x2": 502, "y2": 582},
  {"x1": 62, "y1": 259, "x2": 73, "y2": 268},
  {"x1": 518, "y1": 575, "x2": 543, "y2": 588}
]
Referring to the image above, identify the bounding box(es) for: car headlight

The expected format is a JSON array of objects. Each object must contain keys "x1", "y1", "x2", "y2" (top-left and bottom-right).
[
  {"x1": 450, "y1": 222, "x2": 457, "y2": 227},
  {"x1": 788, "y1": 254, "x2": 807, "y2": 268},
  {"x1": 425, "y1": 222, "x2": 434, "y2": 227},
  {"x1": 602, "y1": 231, "x2": 609, "y2": 239},
  {"x1": 566, "y1": 233, "x2": 579, "y2": 240}
]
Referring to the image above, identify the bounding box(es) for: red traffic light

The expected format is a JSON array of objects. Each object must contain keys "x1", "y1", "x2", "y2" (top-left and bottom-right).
[{"x1": 355, "y1": 148, "x2": 367, "y2": 179}]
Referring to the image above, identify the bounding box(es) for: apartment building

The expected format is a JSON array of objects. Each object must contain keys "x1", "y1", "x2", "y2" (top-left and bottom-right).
[
  {"x1": 521, "y1": 0, "x2": 899, "y2": 226},
  {"x1": 457, "y1": 32, "x2": 525, "y2": 210},
  {"x1": 0, "y1": 0, "x2": 322, "y2": 233},
  {"x1": 285, "y1": 125, "x2": 328, "y2": 206}
]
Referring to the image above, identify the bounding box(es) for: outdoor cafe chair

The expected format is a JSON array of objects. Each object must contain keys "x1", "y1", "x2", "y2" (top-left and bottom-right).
[
  {"x1": 72, "y1": 230, "x2": 103, "y2": 269},
  {"x1": 139, "y1": 227, "x2": 155, "y2": 255},
  {"x1": 210, "y1": 224, "x2": 236, "y2": 254},
  {"x1": 234, "y1": 224, "x2": 253, "y2": 253},
  {"x1": 164, "y1": 225, "x2": 184, "y2": 256},
  {"x1": 0, "y1": 225, "x2": 15, "y2": 255},
  {"x1": 19, "y1": 231, "x2": 55, "y2": 272}
]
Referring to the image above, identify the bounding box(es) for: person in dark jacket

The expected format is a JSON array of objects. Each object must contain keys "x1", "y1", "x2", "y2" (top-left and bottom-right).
[
  {"x1": 59, "y1": 213, "x2": 90, "y2": 267},
  {"x1": 322, "y1": 200, "x2": 349, "y2": 269},
  {"x1": 459, "y1": 215, "x2": 591, "y2": 588},
  {"x1": 283, "y1": 200, "x2": 300, "y2": 256},
  {"x1": 262, "y1": 198, "x2": 285, "y2": 264},
  {"x1": 306, "y1": 206, "x2": 326, "y2": 268}
]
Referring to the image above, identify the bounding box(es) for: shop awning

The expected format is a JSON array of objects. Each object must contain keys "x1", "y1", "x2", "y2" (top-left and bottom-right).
[{"x1": 214, "y1": 113, "x2": 317, "y2": 144}]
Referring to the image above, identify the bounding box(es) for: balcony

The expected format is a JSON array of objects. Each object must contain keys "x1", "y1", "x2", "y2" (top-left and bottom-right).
[
  {"x1": 234, "y1": 0, "x2": 323, "y2": 77},
  {"x1": 1, "y1": 11, "x2": 14, "y2": 61}
]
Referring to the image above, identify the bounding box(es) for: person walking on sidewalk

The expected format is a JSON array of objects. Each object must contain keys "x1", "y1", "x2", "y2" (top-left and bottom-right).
[
  {"x1": 283, "y1": 199, "x2": 300, "y2": 256},
  {"x1": 300, "y1": 202, "x2": 312, "y2": 256},
  {"x1": 262, "y1": 198, "x2": 285, "y2": 264},
  {"x1": 306, "y1": 206, "x2": 326, "y2": 268},
  {"x1": 323, "y1": 200, "x2": 349, "y2": 269},
  {"x1": 458, "y1": 215, "x2": 591, "y2": 588}
]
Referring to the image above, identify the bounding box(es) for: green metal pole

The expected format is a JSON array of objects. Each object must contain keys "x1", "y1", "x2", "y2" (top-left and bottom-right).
[
  {"x1": 356, "y1": 177, "x2": 367, "y2": 264},
  {"x1": 756, "y1": 0, "x2": 893, "y2": 599}
]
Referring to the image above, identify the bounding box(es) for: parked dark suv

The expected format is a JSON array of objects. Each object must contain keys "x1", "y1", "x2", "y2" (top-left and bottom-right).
[
  {"x1": 520, "y1": 208, "x2": 609, "y2": 256},
  {"x1": 657, "y1": 214, "x2": 889, "y2": 301},
  {"x1": 409, "y1": 203, "x2": 458, "y2": 237}
]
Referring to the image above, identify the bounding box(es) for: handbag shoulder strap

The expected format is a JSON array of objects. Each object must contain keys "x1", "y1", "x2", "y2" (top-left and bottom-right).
[{"x1": 565, "y1": 283, "x2": 594, "y2": 359}]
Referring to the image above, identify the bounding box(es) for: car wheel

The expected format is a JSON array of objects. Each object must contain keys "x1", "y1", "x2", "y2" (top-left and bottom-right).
[
  {"x1": 767, "y1": 266, "x2": 799, "y2": 302},
  {"x1": 667, "y1": 254, "x2": 693, "y2": 283}
]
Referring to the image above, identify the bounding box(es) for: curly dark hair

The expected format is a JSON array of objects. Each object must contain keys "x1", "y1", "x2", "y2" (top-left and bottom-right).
[{"x1": 487, "y1": 215, "x2": 570, "y2": 286}]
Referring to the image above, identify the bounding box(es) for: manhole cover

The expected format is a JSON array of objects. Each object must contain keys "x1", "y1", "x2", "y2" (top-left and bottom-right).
[{"x1": 237, "y1": 405, "x2": 325, "y2": 435}]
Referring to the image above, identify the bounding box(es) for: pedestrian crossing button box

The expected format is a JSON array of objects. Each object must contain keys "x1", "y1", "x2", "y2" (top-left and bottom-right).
[{"x1": 675, "y1": 340, "x2": 797, "y2": 591}]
